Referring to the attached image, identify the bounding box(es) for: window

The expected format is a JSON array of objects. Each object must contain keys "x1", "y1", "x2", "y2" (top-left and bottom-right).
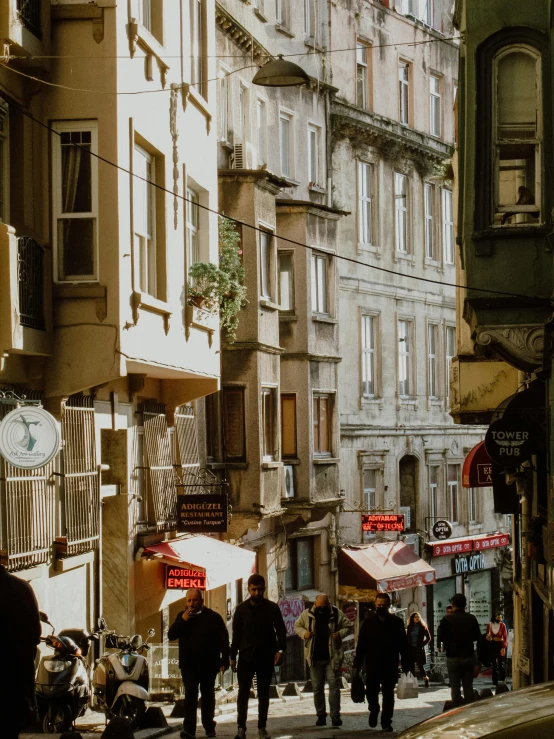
[
  {"x1": 281, "y1": 394, "x2": 297, "y2": 458},
  {"x1": 304, "y1": 0, "x2": 316, "y2": 41},
  {"x1": 261, "y1": 388, "x2": 276, "y2": 461},
  {"x1": 421, "y1": 0, "x2": 433, "y2": 25},
  {"x1": 276, "y1": 0, "x2": 289, "y2": 27},
  {"x1": 186, "y1": 188, "x2": 199, "y2": 267},
  {"x1": 430, "y1": 75, "x2": 441, "y2": 137},
  {"x1": 0, "y1": 99, "x2": 8, "y2": 223},
  {"x1": 279, "y1": 113, "x2": 293, "y2": 178},
  {"x1": 313, "y1": 395, "x2": 331, "y2": 456},
  {"x1": 356, "y1": 42, "x2": 369, "y2": 109},
  {"x1": 424, "y1": 182, "x2": 435, "y2": 259},
  {"x1": 190, "y1": 0, "x2": 204, "y2": 97},
  {"x1": 398, "y1": 319, "x2": 412, "y2": 397},
  {"x1": 285, "y1": 538, "x2": 315, "y2": 591},
  {"x1": 429, "y1": 465, "x2": 439, "y2": 519},
  {"x1": 222, "y1": 387, "x2": 246, "y2": 462},
  {"x1": 308, "y1": 125, "x2": 321, "y2": 186},
  {"x1": 362, "y1": 314, "x2": 376, "y2": 397},
  {"x1": 134, "y1": 145, "x2": 157, "y2": 296},
  {"x1": 53, "y1": 122, "x2": 98, "y2": 282},
  {"x1": 394, "y1": 173, "x2": 408, "y2": 253},
  {"x1": 448, "y1": 464, "x2": 459, "y2": 523},
  {"x1": 138, "y1": 0, "x2": 152, "y2": 32},
  {"x1": 358, "y1": 162, "x2": 374, "y2": 247},
  {"x1": 259, "y1": 230, "x2": 273, "y2": 299},
  {"x1": 468, "y1": 487, "x2": 478, "y2": 523},
  {"x1": 399, "y1": 61, "x2": 410, "y2": 125},
  {"x1": 256, "y1": 99, "x2": 267, "y2": 167},
  {"x1": 311, "y1": 252, "x2": 328, "y2": 314},
  {"x1": 442, "y1": 188, "x2": 454, "y2": 263},
  {"x1": 363, "y1": 468, "x2": 376, "y2": 510},
  {"x1": 446, "y1": 326, "x2": 456, "y2": 402},
  {"x1": 238, "y1": 84, "x2": 248, "y2": 142},
  {"x1": 493, "y1": 47, "x2": 541, "y2": 226},
  {"x1": 428, "y1": 324, "x2": 438, "y2": 398},
  {"x1": 218, "y1": 68, "x2": 230, "y2": 142},
  {"x1": 278, "y1": 252, "x2": 294, "y2": 310}
]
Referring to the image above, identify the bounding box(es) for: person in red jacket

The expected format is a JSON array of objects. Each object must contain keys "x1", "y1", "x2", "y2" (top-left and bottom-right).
[{"x1": 486, "y1": 612, "x2": 508, "y2": 685}]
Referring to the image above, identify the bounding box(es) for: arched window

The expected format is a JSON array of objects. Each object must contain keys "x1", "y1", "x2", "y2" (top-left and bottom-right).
[{"x1": 493, "y1": 46, "x2": 542, "y2": 226}]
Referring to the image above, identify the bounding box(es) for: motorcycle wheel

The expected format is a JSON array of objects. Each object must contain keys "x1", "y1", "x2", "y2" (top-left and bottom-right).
[
  {"x1": 41, "y1": 704, "x2": 72, "y2": 733},
  {"x1": 112, "y1": 695, "x2": 146, "y2": 729}
]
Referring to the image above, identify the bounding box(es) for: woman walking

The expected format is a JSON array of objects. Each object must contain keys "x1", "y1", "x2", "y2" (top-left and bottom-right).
[
  {"x1": 406, "y1": 612, "x2": 431, "y2": 687},
  {"x1": 486, "y1": 613, "x2": 508, "y2": 685}
]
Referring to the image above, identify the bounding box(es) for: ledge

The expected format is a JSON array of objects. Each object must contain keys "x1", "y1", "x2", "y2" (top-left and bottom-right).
[
  {"x1": 181, "y1": 84, "x2": 212, "y2": 134},
  {"x1": 54, "y1": 550, "x2": 95, "y2": 572},
  {"x1": 254, "y1": 7, "x2": 268, "y2": 21},
  {"x1": 279, "y1": 311, "x2": 298, "y2": 322},
  {"x1": 260, "y1": 299, "x2": 280, "y2": 311},
  {"x1": 54, "y1": 283, "x2": 106, "y2": 299},
  {"x1": 132, "y1": 290, "x2": 172, "y2": 334},
  {"x1": 313, "y1": 457, "x2": 340, "y2": 465},
  {"x1": 185, "y1": 304, "x2": 218, "y2": 345},
  {"x1": 261, "y1": 461, "x2": 282, "y2": 469},
  {"x1": 282, "y1": 458, "x2": 300, "y2": 465},
  {"x1": 312, "y1": 314, "x2": 338, "y2": 324},
  {"x1": 275, "y1": 23, "x2": 295, "y2": 38},
  {"x1": 208, "y1": 461, "x2": 248, "y2": 470}
]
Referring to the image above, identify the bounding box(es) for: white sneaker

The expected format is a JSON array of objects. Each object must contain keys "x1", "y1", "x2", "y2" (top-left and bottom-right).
[{"x1": 258, "y1": 730, "x2": 271, "y2": 739}]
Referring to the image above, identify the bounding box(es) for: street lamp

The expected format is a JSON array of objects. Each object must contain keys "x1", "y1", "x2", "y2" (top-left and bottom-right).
[{"x1": 252, "y1": 55, "x2": 310, "y2": 87}]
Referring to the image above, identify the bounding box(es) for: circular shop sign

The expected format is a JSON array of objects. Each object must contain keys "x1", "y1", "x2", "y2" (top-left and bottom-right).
[
  {"x1": 0, "y1": 406, "x2": 61, "y2": 469},
  {"x1": 485, "y1": 418, "x2": 534, "y2": 466},
  {"x1": 432, "y1": 519, "x2": 453, "y2": 540}
]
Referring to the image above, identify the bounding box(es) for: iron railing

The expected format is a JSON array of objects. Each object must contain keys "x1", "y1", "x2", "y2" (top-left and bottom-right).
[
  {"x1": 17, "y1": 0, "x2": 42, "y2": 38},
  {"x1": 141, "y1": 401, "x2": 179, "y2": 531},
  {"x1": 18, "y1": 236, "x2": 45, "y2": 330}
]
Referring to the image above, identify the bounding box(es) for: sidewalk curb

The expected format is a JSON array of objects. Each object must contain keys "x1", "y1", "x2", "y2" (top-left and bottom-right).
[{"x1": 135, "y1": 727, "x2": 174, "y2": 739}]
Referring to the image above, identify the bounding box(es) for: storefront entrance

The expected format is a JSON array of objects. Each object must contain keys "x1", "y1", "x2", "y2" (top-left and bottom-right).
[
  {"x1": 430, "y1": 576, "x2": 456, "y2": 646},
  {"x1": 467, "y1": 569, "x2": 492, "y2": 633}
]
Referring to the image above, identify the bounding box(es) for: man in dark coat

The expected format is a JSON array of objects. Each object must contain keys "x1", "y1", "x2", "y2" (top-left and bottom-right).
[
  {"x1": 437, "y1": 592, "x2": 481, "y2": 706},
  {"x1": 230, "y1": 574, "x2": 287, "y2": 739},
  {"x1": 353, "y1": 592, "x2": 409, "y2": 733},
  {"x1": 0, "y1": 564, "x2": 41, "y2": 739},
  {"x1": 168, "y1": 588, "x2": 230, "y2": 739}
]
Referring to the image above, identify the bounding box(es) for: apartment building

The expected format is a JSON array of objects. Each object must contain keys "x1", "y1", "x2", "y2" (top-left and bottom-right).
[
  {"x1": 0, "y1": 0, "x2": 231, "y2": 644},
  {"x1": 331, "y1": 0, "x2": 510, "y2": 641}
]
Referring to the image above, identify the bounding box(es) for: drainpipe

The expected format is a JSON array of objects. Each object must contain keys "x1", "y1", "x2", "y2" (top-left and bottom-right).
[{"x1": 512, "y1": 472, "x2": 530, "y2": 688}]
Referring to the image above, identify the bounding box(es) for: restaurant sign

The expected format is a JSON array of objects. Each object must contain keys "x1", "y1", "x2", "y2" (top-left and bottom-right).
[
  {"x1": 176, "y1": 493, "x2": 228, "y2": 533},
  {"x1": 362, "y1": 514, "x2": 405, "y2": 533},
  {"x1": 166, "y1": 566, "x2": 206, "y2": 590}
]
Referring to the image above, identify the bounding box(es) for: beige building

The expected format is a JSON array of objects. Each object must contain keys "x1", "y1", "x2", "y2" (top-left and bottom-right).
[
  {"x1": 0, "y1": 0, "x2": 236, "y2": 649},
  {"x1": 330, "y1": 0, "x2": 511, "y2": 641}
]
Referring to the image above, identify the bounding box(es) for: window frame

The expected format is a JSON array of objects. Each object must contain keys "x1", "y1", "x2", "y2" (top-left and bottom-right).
[
  {"x1": 256, "y1": 97, "x2": 268, "y2": 168},
  {"x1": 0, "y1": 98, "x2": 9, "y2": 224},
  {"x1": 259, "y1": 228, "x2": 274, "y2": 300},
  {"x1": 285, "y1": 537, "x2": 315, "y2": 591},
  {"x1": 398, "y1": 60, "x2": 410, "y2": 126},
  {"x1": 313, "y1": 393, "x2": 332, "y2": 457},
  {"x1": 308, "y1": 123, "x2": 322, "y2": 188},
  {"x1": 190, "y1": 0, "x2": 205, "y2": 98},
  {"x1": 448, "y1": 464, "x2": 459, "y2": 523},
  {"x1": 427, "y1": 323, "x2": 438, "y2": 399},
  {"x1": 222, "y1": 386, "x2": 246, "y2": 462},
  {"x1": 218, "y1": 65, "x2": 231, "y2": 143},
  {"x1": 356, "y1": 41, "x2": 370, "y2": 109},
  {"x1": 261, "y1": 386, "x2": 277, "y2": 462},
  {"x1": 279, "y1": 110, "x2": 294, "y2": 179},
  {"x1": 311, "y1": 251, "x2": 329, "y2": 315},
  {"x1": 430, "y1": 74, "x2": 442, "y2": 138},
  {"x1": 52, "y1": 120, "x2": 99, "y2": 283},
  {"x1": 278, "y1": 250, "x2": 294, "y2": 311},
  {"x1": 358, "y1": 161, "x2": 374, "y2": 248},
  {"x1": 276, "y1": 0, "x2": 290, "y2": 28},
  {"x1": 304, "y1": 0, "x2": 316, "y2": 42},
  {"x1": 394, "y1": 172, "x2": 409, "y2": 254},
  {"x1": 468, "y1": 486, "x2": 478, "y2": 524},
  {"x1": 446, "y1": 325, "x2": 456, "y2": 403},
  {"x1": 186, "y1": 186, "x2": 200, "y2": 268},
  {"x1": 361, "y1": 313, "x2": 377, "y2": 398},
  {"x1": 442, "y1": 188, "x2": 455, "y2": 264},
  {"x1": 238, "y1": 82, "x2": 249, "y2": 143},
  {"x1": 429, "y1": 465, "x2": 440, "y2": 520},
  {"x1": 397, "y1": 318, "x2": 413, "y2": 398},
  {"x1": 424, "y1": 181, "x2": 435, "y2": 260},
  {"x1": 281, "y1": 393, "x2": 297, "y2": 459},
  {"x1": 134, "y1": 143, "x2": 158, "y2": 297}
]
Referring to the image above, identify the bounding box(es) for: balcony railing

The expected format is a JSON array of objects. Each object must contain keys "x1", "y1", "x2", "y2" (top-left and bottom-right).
[
  {"x1": 16, "y1": 0, "x2": 41, "y2": 38},
  {"x1": 18, "y1": 236, "x2": 45, "y2": 330}
]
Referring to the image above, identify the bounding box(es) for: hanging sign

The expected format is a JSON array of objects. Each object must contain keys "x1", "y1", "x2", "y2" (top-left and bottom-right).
[
  {"x1": 361, "y1": 514, "x2": 405, "y2": 532},
  {"x1": 432, "y1": 520, "x2": 453, "y2": 540},
  {"x1": 0, "y1": 406, "x2": 61, "y2": 469},
  {"x1": 176, "y1": 493, "x2": 228, "y2": 533},
  {"x1": 485, "y1": 418, "x2": 535, "y2": 465},
  {"x1": 166, "y1": 566, "x2": 206, "y2": 590}
]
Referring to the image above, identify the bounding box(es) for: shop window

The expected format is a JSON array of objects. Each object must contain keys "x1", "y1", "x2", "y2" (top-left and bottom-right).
[
  {"x1": 448, "y1": 464, "x2": 459, "y2": 522},
  {"x1": 313, "y1": 394, "x2": 332, "y2": 456},
  {"x1": 281, "y1": 394, "x2": 297, "y2": 459},
  {"x1": 285, "y1": 537, "x2": 315, "y2": 591},
  {"x1": 261, "y1": 387, "x2": 277, "y2": 461},
  {"x1": 223, "y1": 387, "x2": 246, "y2": 462}
]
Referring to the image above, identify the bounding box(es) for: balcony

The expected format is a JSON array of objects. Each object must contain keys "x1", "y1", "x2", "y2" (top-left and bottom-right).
[
  {"x1": 0, "y1": 0, "x2": 50, "y2": 65},
  {"x1": 17, "y1": 0, "x2": 41, "y2": 37},
  {"x1": 18, "y1": 236, "x2": 45, "y2": 330}
]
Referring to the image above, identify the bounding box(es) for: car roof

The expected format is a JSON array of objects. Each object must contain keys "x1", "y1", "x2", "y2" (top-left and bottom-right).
[{"x1": 397, "y1": 682, "x2": 554, "y2": 738}]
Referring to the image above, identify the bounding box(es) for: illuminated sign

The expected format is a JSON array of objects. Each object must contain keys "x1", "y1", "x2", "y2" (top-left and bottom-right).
[
  {"x1": 361, "y1": 514, "x2": 405, "y2": 533},
  {"x1": 176, "y1": 493, "x2": 228, "y2": 533},
  {"x1": 166, "y1": 566, "x2": 206, "y2": 591}
]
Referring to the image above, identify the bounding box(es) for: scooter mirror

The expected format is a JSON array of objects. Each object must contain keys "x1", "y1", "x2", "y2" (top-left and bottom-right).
[
  {"x1": 39, "y1": 611, "x2": 50, "y2": 624},
  {"x1": 147, "y1": 628, "x2": 155, "y2": 638},
  {"x1": 131, "y1": 634, "x2": 143, "y2": 650}
]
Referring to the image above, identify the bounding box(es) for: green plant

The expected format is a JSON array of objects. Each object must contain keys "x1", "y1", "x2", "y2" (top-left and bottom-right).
[{"x1": 188, "y1": 261, "x2": 228, "y2": 309}]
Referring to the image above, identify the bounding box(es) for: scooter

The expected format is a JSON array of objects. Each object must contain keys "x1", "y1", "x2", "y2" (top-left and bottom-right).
[
  {"x1": 35, "y1": 613, "x2": 97, "y2": 733},
  {"x1": 92, "y1": 619, "x2": 155, "y2": 729}
]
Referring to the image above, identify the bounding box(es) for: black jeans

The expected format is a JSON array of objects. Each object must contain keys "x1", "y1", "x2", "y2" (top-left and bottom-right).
[
  {"x1": 489, "y1": 642, "x2": 506, "y2": 684},
  {"x1": 181, "y1": 668, "x2": 218, "y2": 736},
  {"x1": 366, "y1": 675, "x2": 396, "y2": 728},
  {"x1": 446, "y1": 657, "x2": 475, "y2": 706},
  {"x1": 408, "y1": 646, "x2": 427, "y2": 678},
  {"x1": 237, "y1": 658, "x2": 274, "y2": 729}
]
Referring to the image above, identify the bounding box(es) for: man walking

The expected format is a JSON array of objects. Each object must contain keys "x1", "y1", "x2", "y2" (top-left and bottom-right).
[
  {"x1": 168, "y1": 588, "x2": 230, "y2": 739},
  {"x1": 294, "y1": 594, "x2": 351, "y2": 727},
  {"x1": 353, "y1": 593, "x2": 409, "y2": 733},
  {"x1": 437, "y1": 593, "x2": 481, "y2": 706},
  {"x1": 230, "y1": 574, "x2": 286, "y2": 739},
  {"x1": 0, "y1": 564, "x2": 41, "y2": 739}
]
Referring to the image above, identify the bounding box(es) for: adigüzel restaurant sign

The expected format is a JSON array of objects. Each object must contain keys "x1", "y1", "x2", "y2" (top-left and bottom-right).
[{"x1": 176, "y1": 493, "x2": 228, "y2": 533}]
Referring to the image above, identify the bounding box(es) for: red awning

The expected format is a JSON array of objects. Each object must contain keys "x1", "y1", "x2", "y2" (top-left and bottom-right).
[
  {"x1": 462, "y1": 441, "x2": 493, "y2": 488},
  {"x1": 339, "y1": 541, "x2": 436, "y2": 593},
  {"x1": 143, "y1": 535, "x2": 255, "y2": 590}
]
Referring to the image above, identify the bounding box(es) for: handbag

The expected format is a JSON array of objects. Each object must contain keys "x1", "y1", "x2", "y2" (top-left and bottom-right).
[
  {"x1": 397, "y1": 671, "x2": 419, "y2": 699},
  {"x1": 351, "y1": 671, "x2": 366, "y2": 703}
]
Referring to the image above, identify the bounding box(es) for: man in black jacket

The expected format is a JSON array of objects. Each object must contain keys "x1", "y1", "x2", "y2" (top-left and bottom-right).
[
  {"x1": 168, "y1": 588, "x2": 230, "y2": 739},
  {"x1": 353, "y1": 593, "x2": 409, "y2": 733},
  {"x1": 437, "y1": 592, "x2": 482, "y2": 706},
  {"x1": 230, "y1": 574, "x2": 286, "y2": 739},
  {"x1": 0, "y1": 564, "x2": 41, "y2": 739}
]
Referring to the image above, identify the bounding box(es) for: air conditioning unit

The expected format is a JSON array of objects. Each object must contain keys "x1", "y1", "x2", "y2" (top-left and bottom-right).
[
  {"x1": 232, "y1": 140, "x2": 244, "y2": 169},
  {"x1": 403, "y1": 533, "x2": 419, "y2": 556},
  {"x1": 399, "y1": 506, "x2": 412, "y2": 529},
  {"x1": 283, "y1": 465, "x2": 295, "y2": 499}
]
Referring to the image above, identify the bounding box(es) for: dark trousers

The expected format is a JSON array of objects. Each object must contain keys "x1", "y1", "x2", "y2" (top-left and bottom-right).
[
  {"x1": 446, "y1": 657, "x2": 475, "y2": 706},
  {"x1": 181, "y1": 668, "x2": 218, "y2": 736},
  {"x1": 409, "y1": 646, "x2": 427, "y2": 678},
  {"x1": 489, "y1": 642, "x2": 506, "y2": 684},
  {"x1": 366, "y1": 675, "x2": 396, "y2": 728},
  {"x1": 237, "y1": 658, "x2": 274, "y2": 729}
]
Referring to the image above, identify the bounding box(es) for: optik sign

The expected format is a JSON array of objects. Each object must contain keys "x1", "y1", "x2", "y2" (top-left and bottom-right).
[{"x1": 485, "y1": 417, "x2": 534, "y2": 465}]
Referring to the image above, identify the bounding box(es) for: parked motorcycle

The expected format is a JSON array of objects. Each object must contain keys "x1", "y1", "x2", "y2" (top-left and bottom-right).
[
  {"x1": 92, "y1": 619, "x2": 155, "y2": 729},
  {"x1": 35, "y1": 613, "x2": 97, "y2": 733}
]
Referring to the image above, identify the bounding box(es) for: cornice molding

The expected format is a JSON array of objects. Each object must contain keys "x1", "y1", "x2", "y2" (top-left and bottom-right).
[{"x1": 474, "y1": 324, "x2": 544, "y2": 372}]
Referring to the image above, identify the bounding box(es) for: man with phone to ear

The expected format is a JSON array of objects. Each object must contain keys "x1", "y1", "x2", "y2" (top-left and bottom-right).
[
  {"x1": 168, "y1": 588, "x2": 230, "y2": 739},
  {"x1": 230, "y1": 574, "x2": 287, "y2": 739}
]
